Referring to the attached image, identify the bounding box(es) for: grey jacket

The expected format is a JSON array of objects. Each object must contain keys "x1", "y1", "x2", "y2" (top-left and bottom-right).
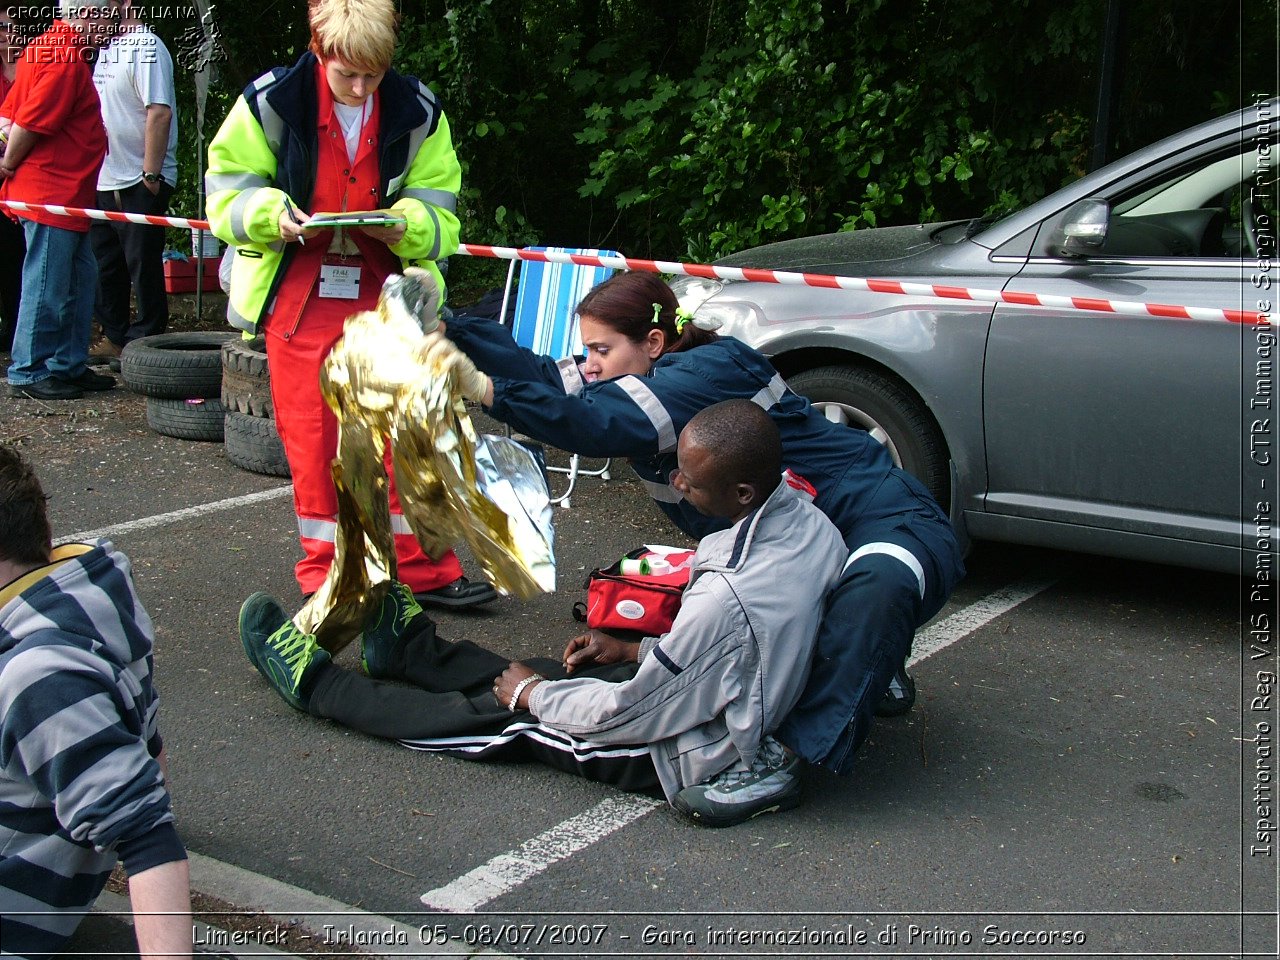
[{"x1": 530, "y1": 480, "x2": 846, "y2": 801}]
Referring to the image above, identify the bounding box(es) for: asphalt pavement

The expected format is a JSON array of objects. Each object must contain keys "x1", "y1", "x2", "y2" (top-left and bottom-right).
[{"x1": 0, "y1": 383, "x2": 1266, "y2": 960}]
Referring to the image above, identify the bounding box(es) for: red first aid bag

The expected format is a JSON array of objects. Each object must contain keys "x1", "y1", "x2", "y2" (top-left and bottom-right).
[{"x1": 572, "y1": 546, "x2": 696, "y2": 636}]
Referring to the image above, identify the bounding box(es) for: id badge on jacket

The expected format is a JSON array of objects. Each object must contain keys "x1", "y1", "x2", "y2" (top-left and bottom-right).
[{"x1": 318, "y1": 258, "x2": 361, "y2": 299}]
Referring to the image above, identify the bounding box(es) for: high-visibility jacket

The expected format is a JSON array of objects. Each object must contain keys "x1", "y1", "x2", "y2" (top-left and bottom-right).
[{"x1": 204, "y1": 52, "x2": 460, "y2": 334}]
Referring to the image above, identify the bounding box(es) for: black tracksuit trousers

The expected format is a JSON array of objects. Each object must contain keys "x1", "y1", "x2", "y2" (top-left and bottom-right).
[{"x1": 306, "y1": 616, "x2": 661, "y2": 795}]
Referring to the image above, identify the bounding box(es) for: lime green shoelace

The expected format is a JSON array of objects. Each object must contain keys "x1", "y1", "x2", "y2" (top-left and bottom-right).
[{"x1": 269, "y1": 623, "x2": 315, "y2": 689}]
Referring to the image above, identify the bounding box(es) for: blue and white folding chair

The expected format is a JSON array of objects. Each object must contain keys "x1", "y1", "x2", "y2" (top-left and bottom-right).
[{"x1": 499, "y1": 246, "x2": 622, "y2": 508}]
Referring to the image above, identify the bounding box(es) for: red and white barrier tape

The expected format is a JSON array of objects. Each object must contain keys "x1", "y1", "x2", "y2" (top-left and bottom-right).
[
  {"x1": 0, "y1": 200, "x2": 210, "y2": 232},
  {"x1": 0, "y1": 201, "x2": 1267, "y2": 325},
  {"x1": 457, "y1": 244, "x2": 1270, "y2": 327}
]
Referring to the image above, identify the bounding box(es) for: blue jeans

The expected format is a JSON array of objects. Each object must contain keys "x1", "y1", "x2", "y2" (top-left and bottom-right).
[{"x1": 6, "y1": 220, "x2": 97, "y2": 386}]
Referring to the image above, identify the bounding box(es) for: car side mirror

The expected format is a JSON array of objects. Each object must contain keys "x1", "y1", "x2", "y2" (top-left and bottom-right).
[{"x1": 1048, "y1": 198, "x2": 1111, "y2": 258}]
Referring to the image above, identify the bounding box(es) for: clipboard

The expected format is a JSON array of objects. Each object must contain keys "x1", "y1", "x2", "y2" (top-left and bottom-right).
[{"x1": 306, "y1": 211, "x2": 407, "y2": 229}]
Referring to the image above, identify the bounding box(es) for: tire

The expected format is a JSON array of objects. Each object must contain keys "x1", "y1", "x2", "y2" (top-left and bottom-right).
[
  {"x1": 786, "y1": 365, "x2": 951, "y2": 509},
  {"x1": 121, "y1": 331, "x2": 238, "y2": 399},
  {"x1": 221, "y1": 335, "x2": 273, "y2": 418},
  {"x1": 224, "y1": 411, "x2": 291, "y2": 477},
  {"x1": 145, "y1": 396, "x2": 226, "y2": 442}
]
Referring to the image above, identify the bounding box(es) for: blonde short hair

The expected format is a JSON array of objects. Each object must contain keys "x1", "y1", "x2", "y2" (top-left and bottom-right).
[{"x1": 308, "y1": 0, "x2": 398, "y2": 72}]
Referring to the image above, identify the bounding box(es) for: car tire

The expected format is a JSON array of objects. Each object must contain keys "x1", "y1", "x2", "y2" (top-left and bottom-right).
[
  {"x1": 145, "y1": 396, "x2": 226, "y2": 442},
  {"x1": 221, "y1": 335, "x2": 273, "y2": 418},
  {"x1": 786, "y1": 365, "x2": 950, "y2": 509},
  {"x1": 120, "y1": 331, "x2": 239, "y2": 399},
  {"x1": 224, "y1": 411, "x2": 291, "y2": 477}
]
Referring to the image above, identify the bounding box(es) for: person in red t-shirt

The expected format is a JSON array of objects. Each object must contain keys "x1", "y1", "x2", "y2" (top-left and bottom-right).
[
  {"x1": 0, "y1": 4, "x2": 25, "y2": 355},
  {"x1": 0, "y1": 0, "x2": 117, "y2": 400}
]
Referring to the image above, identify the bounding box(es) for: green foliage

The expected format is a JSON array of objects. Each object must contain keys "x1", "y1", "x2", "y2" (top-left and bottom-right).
[
  {"x1": 148, "y1": 0, "x2": 1272, "y2": 278},
  {"x1": 568, "y1": 0, "x2": 1110, "y2": 257}
]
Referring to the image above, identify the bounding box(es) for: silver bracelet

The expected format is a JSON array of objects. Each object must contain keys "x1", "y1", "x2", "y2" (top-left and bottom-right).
[{"x1": 507, "y1": 674, "x2": 544, "y2": 712}]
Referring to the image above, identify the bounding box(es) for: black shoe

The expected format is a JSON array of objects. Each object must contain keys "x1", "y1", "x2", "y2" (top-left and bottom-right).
[
  {"x1": 58, "y1": 368, "x2": 116, "y2": 391},
  {"x1": 874, "y1": 665, "x2": 916, "y2": 718},
  {"x1": 414, "y1": 576, "x2": 498, "y2": 609},
  {"x1": 10, "y1": 378, "x2": 83, "y2": 400},
  {"x1": 86, "y1": 355, "x2": 122, "y2": 372}
]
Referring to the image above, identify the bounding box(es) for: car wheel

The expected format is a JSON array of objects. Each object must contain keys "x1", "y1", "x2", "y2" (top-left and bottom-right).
[{"x1": 786, "y1": 365, "x2": 950, "y2": 509}]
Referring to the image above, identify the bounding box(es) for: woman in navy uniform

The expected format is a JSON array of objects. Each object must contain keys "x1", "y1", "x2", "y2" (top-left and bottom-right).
[{"x1": 432, "y1": 270, "x2": 965, "y2": 775}]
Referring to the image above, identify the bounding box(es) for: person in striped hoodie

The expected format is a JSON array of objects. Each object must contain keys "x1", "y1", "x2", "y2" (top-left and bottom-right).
[{"x1": 0, "y1": 445, "x2": 190, "y2": 958}]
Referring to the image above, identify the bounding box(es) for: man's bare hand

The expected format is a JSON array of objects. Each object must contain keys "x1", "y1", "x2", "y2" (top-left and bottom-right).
[
  {"x1": 562, "y1": 629, "x2": 639, "y2": 674},
  {"x1": 494, "y1": 662, "x2": 542, "y2": 711}
]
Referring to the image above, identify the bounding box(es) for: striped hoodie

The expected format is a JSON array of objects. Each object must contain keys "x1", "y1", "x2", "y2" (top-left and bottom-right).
[{"x1": 0, "y1": 541, "x2": 185, "y2": 957}]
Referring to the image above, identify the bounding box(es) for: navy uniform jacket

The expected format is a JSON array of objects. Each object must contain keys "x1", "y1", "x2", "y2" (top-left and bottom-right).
[
  {"x1": 447, "y1": 314, "x2": 964, "y2": 772},
  {"x1": 445, "y1": 314, "x2": 931, "y2": 543}
]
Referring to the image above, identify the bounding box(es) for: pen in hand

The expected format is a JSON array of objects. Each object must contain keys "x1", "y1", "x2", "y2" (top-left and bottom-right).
[{"x1": 282, "y1": 196, "x2": 306, "y2": 246}]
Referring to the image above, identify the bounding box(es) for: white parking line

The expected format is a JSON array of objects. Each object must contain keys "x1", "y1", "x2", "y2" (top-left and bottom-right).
[
  {"x1": 59, "y1": 486, "x2": 1058, "y2": 918},
  {"x1": 421, "y1": 575, "x2": 1059, "y2": 913},
  {"x1": 908, "y1": 575, "x2": 1058, "y2": 667},
  {"x1": 57, "y1": 484, "x2": 293, "y2": 545},
  {"x1": 421, "y1": 795, "x2": 664, "y2": 912}
]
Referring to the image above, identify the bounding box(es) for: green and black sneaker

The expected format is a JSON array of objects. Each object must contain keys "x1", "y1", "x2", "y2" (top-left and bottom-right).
[
  {"x1": 239, "y1": 592, "x2": 330, "y2": 710},
  {"x1": 361, "y1": 582, "x2": 425, "y2": 679}
]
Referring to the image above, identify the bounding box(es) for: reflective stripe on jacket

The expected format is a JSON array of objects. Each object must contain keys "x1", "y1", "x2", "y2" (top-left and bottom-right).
[
  {"x1": 444, "y1": 315, "x2": 902, "y2": 542},
  {"x1": 204, "y1": 52, "x2": 461, "y2": 334},
  {"x1": 529, "y1": 481, "x2": 847, "y2": 800}
]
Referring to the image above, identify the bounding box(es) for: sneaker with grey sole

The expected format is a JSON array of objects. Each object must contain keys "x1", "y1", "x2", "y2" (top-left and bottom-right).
[
  {"x1": 672, "y1": 736, "x2": 803, "y2": 828},
  {"x1": 874, "y1": 665, "x2": 916, "y2": 718}
]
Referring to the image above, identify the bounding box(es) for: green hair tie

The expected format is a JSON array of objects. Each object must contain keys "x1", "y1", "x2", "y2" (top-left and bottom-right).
[{"x1": 674, "y1": 306, "x2": 695, "y2": 334}]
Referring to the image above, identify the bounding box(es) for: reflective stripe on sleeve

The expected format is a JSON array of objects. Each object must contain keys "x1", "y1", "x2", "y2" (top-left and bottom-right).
[
  {"x1": 751, "y1": 372, "x2": 788, "y2": 410},
  {"x1": 205, "y1": 172, "x2": 270, "y2": 195},
  {"x1": 400, "y1": 187, "x2": 457, "y2": 213},
  {"x1": 227, "y1": 189, "x2": 266, "y2": 244},
  {"x1": 640, "y1": 476, "x2": 683, "y2": 504},
  {"x1": 614, "y1": 376, "x2": 677, "y2": 452},
  {"x1": 423, "y1": 205, "x2": 442, "y2": 261},
  {"x1": 556, "y1": 357, "x2": 585, "y2": 395},
  {"x1": 844, "y1": 542, "x2": 926, "y2": 598},
  {"x1": 252, "y1": 91, "x2": 286, "y2": 155}
]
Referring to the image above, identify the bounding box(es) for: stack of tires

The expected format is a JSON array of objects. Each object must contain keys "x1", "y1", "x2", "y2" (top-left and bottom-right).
[
  {"x1": 121, "y1": 332, "x2": 236, "y2": 442},
  {"x1": 221, "y1": 336, "x2": 290, "y2": 477}
]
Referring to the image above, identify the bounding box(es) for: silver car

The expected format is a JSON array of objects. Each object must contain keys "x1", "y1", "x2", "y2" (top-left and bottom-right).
[{"x1": 672, "y1": 101, "x2": 1276, "y2": 573}]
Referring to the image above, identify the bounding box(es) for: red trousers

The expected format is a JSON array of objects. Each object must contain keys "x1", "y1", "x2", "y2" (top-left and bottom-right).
[{"x1": 264, "y1": 291, "x2": 463, "y2": 596}]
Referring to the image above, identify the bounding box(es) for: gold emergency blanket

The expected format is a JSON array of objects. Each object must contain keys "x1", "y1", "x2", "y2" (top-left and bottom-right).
[{"x1": 293, "y1": 271, "x2": 555, "y2": 653}]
